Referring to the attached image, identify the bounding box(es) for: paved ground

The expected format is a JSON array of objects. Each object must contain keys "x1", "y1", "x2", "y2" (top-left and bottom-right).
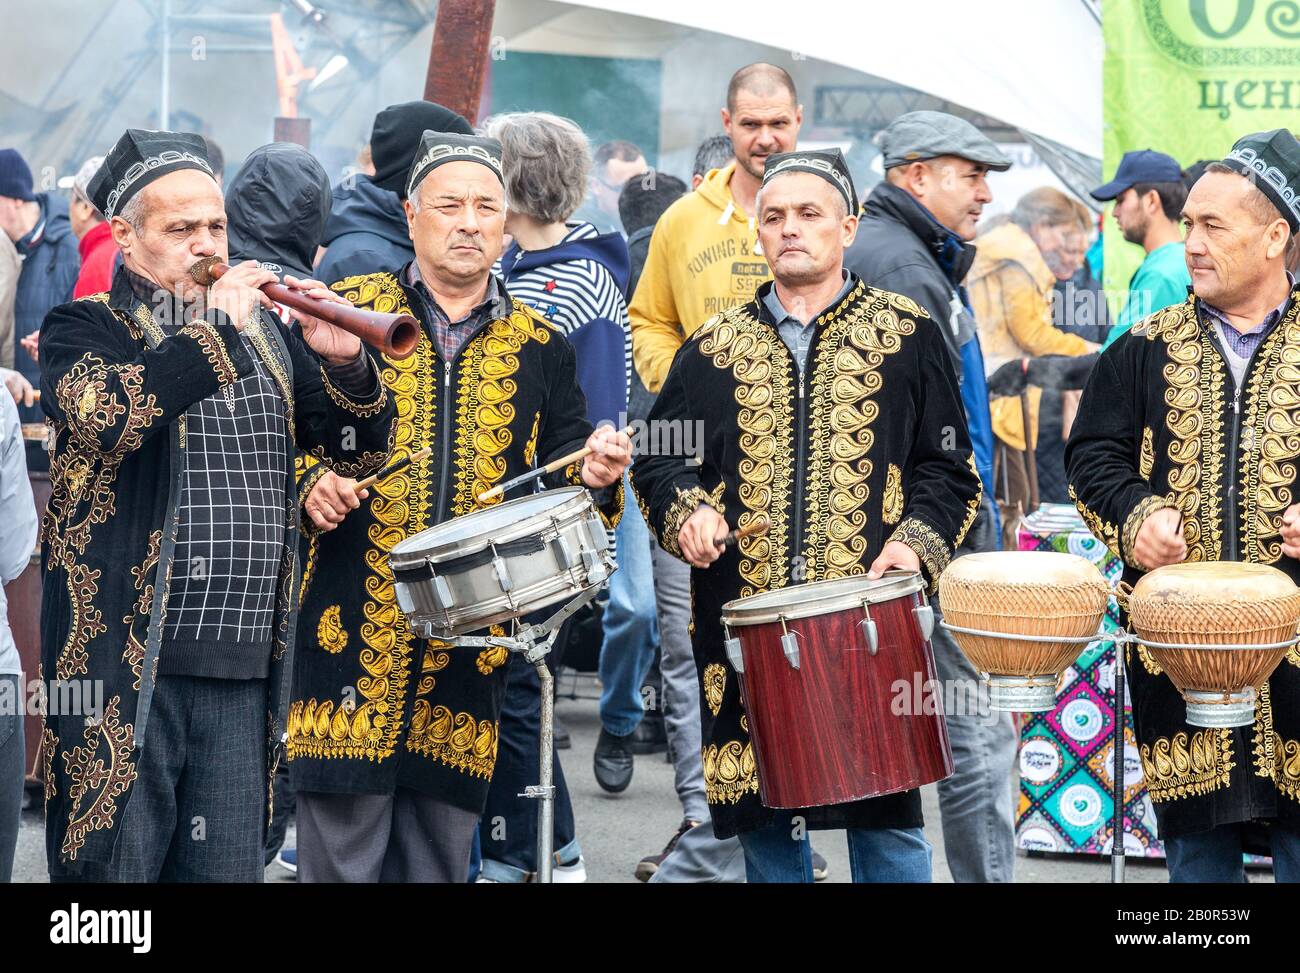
[{"x1": 10, "y1": 678, "x2": 1271, "y2": 883}]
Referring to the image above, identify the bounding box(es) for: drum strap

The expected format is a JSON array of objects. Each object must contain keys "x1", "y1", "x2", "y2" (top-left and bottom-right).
[{"x1": 391, "y1": 534, "x2": 547, "y2": 583}]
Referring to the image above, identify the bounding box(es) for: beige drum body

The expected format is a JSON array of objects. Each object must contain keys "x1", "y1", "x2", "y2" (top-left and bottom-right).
[
  {"x1": 938, "y1": 551, "x2": 1109, "y2": 711},
  {"x1": 1128, "y1": 561, "x2": 1300, "y2": 727}
]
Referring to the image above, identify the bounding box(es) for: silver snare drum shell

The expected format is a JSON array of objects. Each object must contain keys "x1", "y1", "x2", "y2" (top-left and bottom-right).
[{"x1": 387, "y1": 487, "x2": 616, "y2": 638}]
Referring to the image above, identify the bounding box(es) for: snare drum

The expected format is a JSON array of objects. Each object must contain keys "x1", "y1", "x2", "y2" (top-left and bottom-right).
[
  {"x1": 720, "y1": 572, "x2": 952, "y2": 809},
  {"x1": 388, "y1": 487, "x2": 615, "y2": 638}
]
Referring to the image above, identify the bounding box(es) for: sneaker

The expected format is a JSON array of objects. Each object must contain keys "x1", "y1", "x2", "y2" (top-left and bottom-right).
[
  {"x1": 812, "y1": 849, "x2": 829, "y2": 882},
  {"x1": 593, "y1": 727, "x2": 635, "y2": 793},
  {"x1": 275, "y1": 848, "x2": 298, "y2": 874},
  {"x1": 553, "y1": 855, "x2": 587, "y2": 883},
  {"x1": 635, "y1": 818, "x2": 700, "y2": 882}
]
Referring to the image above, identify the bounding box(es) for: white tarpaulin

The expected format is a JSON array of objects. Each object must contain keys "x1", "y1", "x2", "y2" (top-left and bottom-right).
[{"x1": 560, "y1": 0, "x2": 1103, "y2": 157}]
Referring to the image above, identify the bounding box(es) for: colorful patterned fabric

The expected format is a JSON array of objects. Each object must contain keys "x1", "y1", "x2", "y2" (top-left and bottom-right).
[{"x1": 1014, "y1": 505, "x2": 1164, "y2": 859}]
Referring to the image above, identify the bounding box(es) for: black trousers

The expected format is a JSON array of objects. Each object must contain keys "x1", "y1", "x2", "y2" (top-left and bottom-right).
[{"x1": 49, "y1": 675, "x2": 267, "y2": 883}]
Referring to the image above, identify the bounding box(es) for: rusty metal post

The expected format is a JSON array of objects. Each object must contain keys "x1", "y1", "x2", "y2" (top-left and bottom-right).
[{"x1": 424, "y1": 0, "x2": 497, "y2": 125}]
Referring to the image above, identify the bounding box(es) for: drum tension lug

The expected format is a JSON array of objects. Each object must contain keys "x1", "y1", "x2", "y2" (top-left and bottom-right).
[
  {"x1": 724, "y1": 625, "x2": 745, "y2": 674},
  {"x1": 779, "y1": 616, "x2": 801, "y2": 669},
  {"x1": 913, "y1": 603, "x2": 935, "y2": 641},
  {"x1": 860, "y1": 604, "x2": 879, "y2": 655}
]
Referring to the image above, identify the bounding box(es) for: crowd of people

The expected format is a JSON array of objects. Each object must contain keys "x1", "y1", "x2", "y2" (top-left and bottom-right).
[{"x1": 1, "y1": 57, "x2": 1299, "y2": 884}]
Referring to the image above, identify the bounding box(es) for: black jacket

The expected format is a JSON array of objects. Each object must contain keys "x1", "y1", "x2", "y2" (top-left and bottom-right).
[
  {"x1": 38, "y1": 269, "x2": 395, "y2": 868},
  {"x1": 227, "y1": 142, "x2": 332, "y2": 279},
  {"x1": 845, "y1": 183, "x2": 977, "y2": 371},
  {"x1": 632, "y1": 275, "x2": 981, "y2": 838},
  {"x1": 315, "y1": 175, "x2": 414, "y2": 285},
  {"x1": 1066, "y1": 288, "x2": 1300, "y2": 839},
  {"x1": 287, "y1": 270, "x2": 623, "y2": 813}
]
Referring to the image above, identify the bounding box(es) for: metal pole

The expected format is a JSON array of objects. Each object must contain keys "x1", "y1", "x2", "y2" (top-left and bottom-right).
[
  {"x1": 160, "y1": 0, "x2": 171, "y2": 130},
  {"x1": 1111, "y1": 640, "x2": 1127, "y2": 883},
  {"x1": 535, "y1": 658, "x2": 555, "y2": 884}
]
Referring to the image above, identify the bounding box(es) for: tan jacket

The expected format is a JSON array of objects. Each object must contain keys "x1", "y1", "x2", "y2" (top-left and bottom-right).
[
  {"x1": 629, "y1": 162, "x2": 770, "y2": 392},
  {"x1": 969, "y1": 222, "x2": 1091, "y2": 450}
]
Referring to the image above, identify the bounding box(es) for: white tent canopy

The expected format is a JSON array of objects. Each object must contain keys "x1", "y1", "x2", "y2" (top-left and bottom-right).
[{"x1": 562, "y1": 0, "x2": 1103, "y2": 158}]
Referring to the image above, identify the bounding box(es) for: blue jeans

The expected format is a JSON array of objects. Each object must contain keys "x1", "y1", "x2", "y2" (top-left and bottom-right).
[
  {"x1": 1165, "y1": 823, "x2": 1300, "y2": 883},
  {"x1": 597, "y1": 476, "x2": 659, "y2": 736},
  {"x1": 478, "y1": 653, "x2": 580, "y2": 882},
  {"x1": 738, "y1": 812, "x2": 932, "y2": 883},
  {"x1": 1, "y1": 674, "x2": 23, "y2": 883}
]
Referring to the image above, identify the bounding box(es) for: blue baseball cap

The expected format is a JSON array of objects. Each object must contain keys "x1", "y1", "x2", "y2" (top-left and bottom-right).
[{"x1": 1090, "y1": 149, "x2": 1183, "y2": 201}]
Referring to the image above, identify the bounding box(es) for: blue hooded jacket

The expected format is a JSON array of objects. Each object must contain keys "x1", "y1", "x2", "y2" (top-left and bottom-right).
[
  {"x1": 498, "y1": 223, "x2": 631, "y2": 428},
  {"x1": 315, "y1": 174, "x2": 413, "y2": 285}
]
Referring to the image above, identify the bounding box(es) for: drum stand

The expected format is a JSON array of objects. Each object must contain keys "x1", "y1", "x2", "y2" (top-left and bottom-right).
[
  {"x1": 439, "y1": 587, "x2": 601, "y2": 884},
  {"x1": 1111, "y1": 639, "x2": 1126, "y2": 884}
]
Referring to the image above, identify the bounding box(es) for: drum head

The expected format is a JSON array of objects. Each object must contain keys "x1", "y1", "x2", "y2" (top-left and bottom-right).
[
  {"x1": 721, "y1": 571, "x2": 925, "y2": 626},
  {"x1": 389, "y1": 487, "x2": 589, "y2": 564}
]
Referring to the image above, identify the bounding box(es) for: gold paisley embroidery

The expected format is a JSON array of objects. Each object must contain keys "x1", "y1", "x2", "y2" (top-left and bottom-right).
[
  {"x1": 882, "y1": 465, "x2": 903, "y2": 526},
  {"x1": 1139, "y1": 728, "x2": 1234, "y2": 802},
  {"x1": 179, "y1": 320, "x2": 240, "y2": 387},
  {"x1": 451, "y1": 302, "x2": 551, "y2": 516},
  {"x1": 1254, "y1": 679, "x2": 1276, "y2": 779},
  {"x1": 317, "y1": 605, "x2": 348, "y2": 654},
  {"x1": 697, "y1": 309, "x2": 795, "y2": 596},
  {"x1": 1135, "y1": 642, "x2": 1164, "y2": 675},
  {"x1": 417, "y1": 643, "x2": 452, "y2": 695},
  {"x1": 1239, "y1": 304, "x2": 1300, "y2": 565},
  {"x1": 1144, "y1": 303, "x2": 1223, "y2": 563},
  {"x1": 320, "y1": 360, "x2": 389, "y2": 418},
  {"x1": 120, "y1": 528, "x2": 162, "y2": 690},
  {"x1": 405, "y1": 705, "x2": 499, "y2": 779},
  {"x1": 60, "y1": 696, "x2": 138, "y2": 861},
  {"x1": 1139, "y1": 426, "x2": 1155, "y2": 480},
  {"x1": 522, "y1": 410, "x2": 541, "y2": 468},
  {"x1": 887, "y1": 516, "x2": 949, "y2": 592},
  {"x1": 956, "y1": 454, "x2": 981, "y2": 547},
  {"x1": 703, "y1": 663, "x2": 725, "y2": 717},
  {"x1": 54, "y1": 355, "x2": 163, "y2": 458},
  {"x1": 661, "y1": 485, "x2": 713, "y2": 560},
  {"x1": 1070, "y1": 484, "x2": 1120, "y2": 559},
  {"x1": 288, "y1": 278, "x2": 431, "y2": 763},
  {"x1": 41, "y1": 726, "x2": 58, "y2": 802},
  {"x1": 1274, "y1": 734, "x2": 1300, "y2": 803},
  {"x1": 476, "y1": 646, "x2": 509, "y2": 675},
  {"x1": 1121, "y1": 494, "x2": 1177, "y2": 569},
  {"x1": 805, "y1": 286, "x2": 915, "y2": 579},
  {"x1": 702, "y1": 739, "x2": 759, "y2": 804}
]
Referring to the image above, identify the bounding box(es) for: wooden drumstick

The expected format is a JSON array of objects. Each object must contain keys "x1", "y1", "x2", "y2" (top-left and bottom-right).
[
  {"x1": 715, "y1": 515, "x2": 771, "y2": 549},
  {"x1": 353, "y1": 447, "x2": 431, "y2": 493},
  {"x1": 477, "y1": 425, "x2": 634, "y2": 503}
]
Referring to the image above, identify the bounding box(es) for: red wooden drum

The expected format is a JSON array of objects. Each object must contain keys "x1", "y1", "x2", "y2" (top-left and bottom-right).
[{"x1": 720, "y1": 572, "x2": 953, "y2": 809}]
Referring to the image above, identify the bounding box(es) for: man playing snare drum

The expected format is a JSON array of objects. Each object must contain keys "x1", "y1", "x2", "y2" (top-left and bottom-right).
[
  {"x1": 287, "y1": 131, "x2": 630, "y2": 883},
  {"x1": 1067, "y1": 129, "x2": 1300, "y2": 881},
  {"x1": 632, "y1": 149, "x2": 982, "y2": 882}
]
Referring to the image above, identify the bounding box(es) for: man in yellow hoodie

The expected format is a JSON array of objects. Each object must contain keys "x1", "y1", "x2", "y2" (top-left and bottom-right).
[{"x1": 630, "y1": 62, "x2": 801, "y2": 393}]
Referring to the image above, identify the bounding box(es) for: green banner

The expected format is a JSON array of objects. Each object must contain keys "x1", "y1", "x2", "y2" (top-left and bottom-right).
[{"x1": 1102, "y1": 0, "x2": 1300, "y2": 308}]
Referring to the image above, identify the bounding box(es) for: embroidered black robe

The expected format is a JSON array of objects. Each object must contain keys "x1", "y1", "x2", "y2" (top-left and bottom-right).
[
  {"x1": 287, "y1": 270, "x2": 622, "y2": 815},
  {"x1": 631, "y1": 275, "x2": 982, "y2": 838},
  {"x1": 1066, "y1": 288, "x2": 1300, "y2": 841},
  {"x1": 38, "y1": 269, "x2": 395, "y2": 868}
]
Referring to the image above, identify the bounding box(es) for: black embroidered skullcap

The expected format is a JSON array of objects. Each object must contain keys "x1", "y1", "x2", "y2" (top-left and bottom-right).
[
  {"x1": 760, "y1": 148, "x2": 858, "y2": 214},
  {"x1": 1219, "y1": 128, "x2": 1300, "y2": 232},
  {"x1": 406, "y1": 132, "x2": 504, "y2": 200},
  {"x1": 87, "y1": 129, "x2": 215, "y2": 220}
]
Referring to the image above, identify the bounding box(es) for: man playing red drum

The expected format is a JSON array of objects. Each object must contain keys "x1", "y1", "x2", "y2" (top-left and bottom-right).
[{"x1": 632, "y1": 148, "x2": 982, "y2": 882}]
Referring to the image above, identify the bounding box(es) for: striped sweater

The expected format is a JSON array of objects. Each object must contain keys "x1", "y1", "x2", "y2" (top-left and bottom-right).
[{"x1": 497, "y1": 222, "x2": 631, "y2": 427}]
